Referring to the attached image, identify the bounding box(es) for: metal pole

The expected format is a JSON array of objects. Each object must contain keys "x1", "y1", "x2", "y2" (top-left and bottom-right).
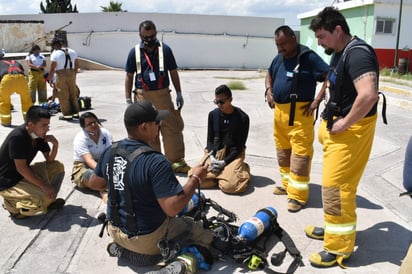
[{"x1": 394, "y1": 0, "x2": 403, "y2": 71}]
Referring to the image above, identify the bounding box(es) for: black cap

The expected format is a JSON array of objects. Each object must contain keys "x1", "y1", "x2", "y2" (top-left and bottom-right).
[{"x1": 124, "y1": 100, "x2": 168, "y2": 127}]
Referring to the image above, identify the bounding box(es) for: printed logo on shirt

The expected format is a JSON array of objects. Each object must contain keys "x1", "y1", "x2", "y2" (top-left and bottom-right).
[{"x1": 112, "y1": 156, "x2": 128, "y2": 191}]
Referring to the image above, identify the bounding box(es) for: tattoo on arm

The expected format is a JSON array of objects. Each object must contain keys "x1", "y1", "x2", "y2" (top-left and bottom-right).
[{"x1": 354, "y1": 71, "x2": 378, "y2": 89}]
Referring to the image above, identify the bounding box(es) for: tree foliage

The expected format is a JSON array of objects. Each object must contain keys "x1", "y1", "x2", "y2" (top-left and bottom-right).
[
  {"x1": 40, "y1": 0, "x2": 79, "y2": 13},
  {"x1": 100, "y1": 1, "x2": 127, "y2": 12}
]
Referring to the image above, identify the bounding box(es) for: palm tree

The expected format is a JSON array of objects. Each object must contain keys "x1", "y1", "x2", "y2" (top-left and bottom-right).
[
  {"x1": 100, "y1": 1, "x2": 127, "y2": 12},
  {"x1": 40, "y1": 0, "x2": 78, "y2": 13}
]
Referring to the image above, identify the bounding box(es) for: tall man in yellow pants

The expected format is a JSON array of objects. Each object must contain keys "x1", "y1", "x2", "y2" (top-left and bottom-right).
[
  {"x1": 0, "y1": 53, "x2": 32, "y2": 127},
  {"x1": 305, "y1": 7, "x2": 380, "y2": 268},
  {"x1": 265, "y1": 25, "x2": 328, "y2": 212}
]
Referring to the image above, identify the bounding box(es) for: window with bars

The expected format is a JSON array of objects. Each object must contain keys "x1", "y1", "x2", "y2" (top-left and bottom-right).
[{"x1": 376, "y1": 18, "x2": 394, "y2": 34}]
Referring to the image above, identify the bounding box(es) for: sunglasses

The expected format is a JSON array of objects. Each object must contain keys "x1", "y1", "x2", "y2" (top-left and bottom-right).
[
  {"x1": 142, "y1": 33, "x2": 156, "y2": 41},
  {"x1": 213, "y1": 99, "x2": 228, "y2": 105}
]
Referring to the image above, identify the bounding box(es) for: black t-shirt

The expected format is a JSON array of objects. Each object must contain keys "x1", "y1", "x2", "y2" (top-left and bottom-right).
[{"x1": 0, "y1": 125, "x2": 50, "y2": 190}]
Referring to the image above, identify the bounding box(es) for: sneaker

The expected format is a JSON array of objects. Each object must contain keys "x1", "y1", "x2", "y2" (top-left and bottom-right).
[
  {"x1": 47, "y1": 198, "x2": 65, "y2": 210},
  {"x1": 107, "y1": 242, "x2": 123, "y2": 257},
  {"x1": 273, "y1": 186, "x2": 287, "y2": 195},
  {"x1": 145, "y1": 260, "x2": 186, "y2": 274},
  {"x1": 309, "y1": 251, "x2": 337, "y2": 268},
  {"x1": 305, "y1": 225, "x2": 324, "y2": 240},
  {"x1": 172, "y1": 159, "x2": 191, "y2": 174},
  {"x1": 287, "y1": 199, "x2": 303, "y2": 212}
]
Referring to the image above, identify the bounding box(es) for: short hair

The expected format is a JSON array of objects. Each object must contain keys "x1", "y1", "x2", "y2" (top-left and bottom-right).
[
  {"x1": 215, "y1": 84, "x2": 232, "y2": 98},
  {"x1": 275, "y1": 25, "x2": 296, "y2": 38},
  {"x1": 25, "y1": 106, "x2": 50, "y2": 125},
  {"x1": 309, "y1": 6, "x2": 350, "y2": 35},
  {"x1": 79, "y1": 111, "x2": 101, "y2": 128},
  {"x1": 139, "y1": 20, "x2": 156, "y2": 33},
  {"x1": 30, "y1": 45, "x2": 41, "y2": 54}
]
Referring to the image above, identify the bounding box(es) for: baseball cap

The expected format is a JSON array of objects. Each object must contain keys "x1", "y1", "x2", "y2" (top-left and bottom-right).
[{"x1": 124, "y1": 100, "x2": 168, "y2": 127}]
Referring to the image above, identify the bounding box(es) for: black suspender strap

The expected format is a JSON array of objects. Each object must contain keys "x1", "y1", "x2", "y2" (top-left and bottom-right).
[{"x1": 108, "y1": 142, "x2": 154, "y2": 237}]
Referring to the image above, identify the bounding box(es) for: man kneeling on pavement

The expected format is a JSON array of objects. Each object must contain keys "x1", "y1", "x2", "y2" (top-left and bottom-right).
[
  {"x1": 0, "y1": 106, "x2": 65, "y2": 218},
  {"x1": 89, "y1": 100, "x2": 214, "y2": 274}
]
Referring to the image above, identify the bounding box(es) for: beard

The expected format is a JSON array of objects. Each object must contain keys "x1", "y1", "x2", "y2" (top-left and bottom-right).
[{"x1": 324, "y1": 48, "x2": 334, "y2": 55}]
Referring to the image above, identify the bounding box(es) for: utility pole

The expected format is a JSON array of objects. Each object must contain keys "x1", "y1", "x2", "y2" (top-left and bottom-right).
[{"x1": 394, "y1": 0, "x2": 403, "y2": 71}]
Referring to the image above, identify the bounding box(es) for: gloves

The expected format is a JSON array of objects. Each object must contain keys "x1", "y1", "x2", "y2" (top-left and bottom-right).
[
  {"x1": 176, "y1": 92, "x2": 184, "y2": 110},
  {"x1": 210, "y1": 156, "x2": 226, "y2": 173}
]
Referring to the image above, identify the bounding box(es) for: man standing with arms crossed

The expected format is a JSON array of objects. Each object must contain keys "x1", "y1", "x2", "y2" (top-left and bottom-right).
[
  {"x1": 265, "y1": 25, "x2": 328, "y2": 212},
  {"x1": 305, "y1": 7, "x2": 379, "y2": 268},
  {"x1": 125, "y1": 20, "x2": 190, "y2": 173}
]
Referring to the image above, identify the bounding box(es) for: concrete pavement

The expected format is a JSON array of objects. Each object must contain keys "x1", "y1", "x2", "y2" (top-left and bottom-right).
[{"x1": 0, "y1": 69, "x2": 411, "y2": 274}]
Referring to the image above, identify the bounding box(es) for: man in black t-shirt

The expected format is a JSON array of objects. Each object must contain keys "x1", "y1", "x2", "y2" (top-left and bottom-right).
[
  {"x1": 305, "y1": 7, "x2": 379, "y2": 268},
  {"x1": 0, "y1": 106, "x2": 65, "y2": 218}
]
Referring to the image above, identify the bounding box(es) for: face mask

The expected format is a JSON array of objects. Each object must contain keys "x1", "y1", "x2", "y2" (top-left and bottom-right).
[
  {"x1": 30, "y1": 132, "x2": 40, "y2": 139},
  {"x1": 34, "y1": 52, "x2": 40, "y2": 57},
  {"x1": 143, "y1": 39, "x2": 157, "y2": 48}
]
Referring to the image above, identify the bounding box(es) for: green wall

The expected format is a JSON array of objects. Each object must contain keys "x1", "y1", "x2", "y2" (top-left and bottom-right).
[{"x1": 299, "y1": 5, "x2": 375, "y2": 62}]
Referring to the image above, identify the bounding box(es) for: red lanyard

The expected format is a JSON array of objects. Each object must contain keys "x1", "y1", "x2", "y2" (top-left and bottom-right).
[{"x1": 143, "y1": 49, "x2": 156, "y2": 71}]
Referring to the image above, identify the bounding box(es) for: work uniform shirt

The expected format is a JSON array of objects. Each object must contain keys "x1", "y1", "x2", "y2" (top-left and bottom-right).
[
  {"x1": 125, "y1": 41, "x2": 177, "y2": 90},
  {"x1": 50, "y1": 48, "x2": 77, "y2": 71},
  {"x1": 268, "y1": 45, "x2": 328, "y2": 103},
  {"x1": 95, "y1": 139, "x2": 183, "y2": 235},
  {"x1": 73, "y1": 127, "x2": 113, "y2": 162},
  {"x1": 25, "y1": 53, "x2": 46, "y2": 69}
]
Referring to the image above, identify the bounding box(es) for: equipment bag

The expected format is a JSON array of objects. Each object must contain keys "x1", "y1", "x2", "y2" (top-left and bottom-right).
[{"x1": 78, "y1": 96, "x2": 92, "y2": 110}]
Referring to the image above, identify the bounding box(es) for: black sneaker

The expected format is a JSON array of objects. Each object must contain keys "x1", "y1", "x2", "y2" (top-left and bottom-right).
[
  {"x1": 144, "y1": 261, "x2": 186, "y2": 274},
  {"x1": 48, "y1": 198, "x2": 65, "y2": 210}
]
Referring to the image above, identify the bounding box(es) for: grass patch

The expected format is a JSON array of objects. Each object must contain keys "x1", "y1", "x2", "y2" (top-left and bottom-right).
[
  {"x1": 226, "y1": 81, "x2": 246, "y2": 90},
  {"x1": 380, "y1": 68, "x2": 412, "y2": 88}
]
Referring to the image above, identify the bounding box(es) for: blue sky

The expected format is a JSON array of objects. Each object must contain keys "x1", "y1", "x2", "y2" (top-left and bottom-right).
[{"x1": 0, "y1": 0, "x2": 333, "y2": 28}]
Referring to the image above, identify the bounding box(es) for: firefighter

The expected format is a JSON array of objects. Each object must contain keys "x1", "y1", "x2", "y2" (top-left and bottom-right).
[{"x1": 0, "y1": 52, "x2": 32, "y2": 127}]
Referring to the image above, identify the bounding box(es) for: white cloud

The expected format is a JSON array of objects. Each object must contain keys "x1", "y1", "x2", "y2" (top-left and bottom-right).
[{"x1": 0, "y1": 0, "x2": 333, "y2": 26}]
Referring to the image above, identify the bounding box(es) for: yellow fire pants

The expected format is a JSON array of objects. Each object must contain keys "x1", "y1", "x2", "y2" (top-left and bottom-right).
[
  {"x1": 274, "y1": 102, "x2": 314, "y2": 204},
  {"x1": 0, "y1": 161, "x2": 65, "y2": 217},
  {"x1": 318, "y1": 114, "x2": 377, "y2": 256},
  {"x1": 28, "y1": 70, "x2": 47, "y2": 104},
  {"x1": 190, "y1": 148, "x2": 251, "y2": 194},
  {"x1": 56, "y1": 69, "x2": 79, "y2": 118},
  {"x1": 135, "y1": 88, "x2": 185, "y2": 163},
  {"x1": 0, "y1": 74, "x2": 32, "y2": 125}
]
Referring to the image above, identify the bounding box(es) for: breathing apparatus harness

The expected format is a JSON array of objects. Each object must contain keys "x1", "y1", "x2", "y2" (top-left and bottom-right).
[
  {"x1": 325, "y1": 37, "x2": 387, "y2": 130},
  {"x1": 178, "y1": 185, "x2": 304, "y2": 273},
  {"x1": 96, "y1": 143, "x2": 303, "y2": 273}
]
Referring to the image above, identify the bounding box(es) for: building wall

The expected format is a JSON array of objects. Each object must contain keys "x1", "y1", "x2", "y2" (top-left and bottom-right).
[
  {"x1": 0, "y1": 20, "x2": 47, "y2": 52},
  {"x1": 0, "y1": 12, "x2": 283, "y2": 70}
]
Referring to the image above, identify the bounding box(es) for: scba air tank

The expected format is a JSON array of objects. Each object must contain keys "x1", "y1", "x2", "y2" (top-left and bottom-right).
[
  {"x1": 237, "y1": 207, "x2": 278, "y2": 242},
  {"x1": 179, "y1": 192, "x2": 205, "y2": 215}
]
